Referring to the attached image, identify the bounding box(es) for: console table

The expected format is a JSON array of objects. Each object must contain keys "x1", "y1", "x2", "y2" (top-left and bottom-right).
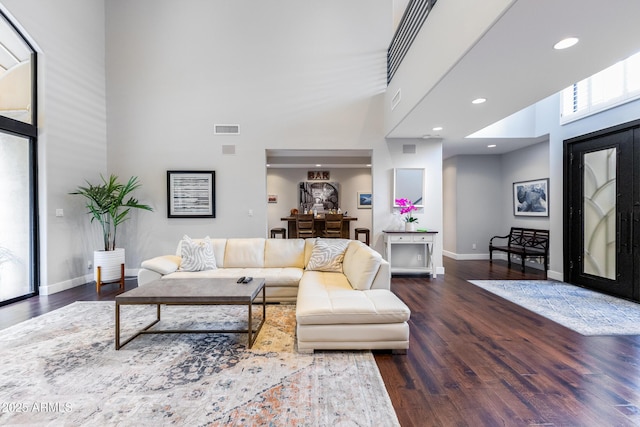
[{"x1": 383, "y1": 230, "x2": 438, "y2": 277}]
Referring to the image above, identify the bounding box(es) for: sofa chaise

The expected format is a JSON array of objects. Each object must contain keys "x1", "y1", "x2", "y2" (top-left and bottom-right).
[{"x1": 137, "y1": 236, "x2": 410, "y2": 353}]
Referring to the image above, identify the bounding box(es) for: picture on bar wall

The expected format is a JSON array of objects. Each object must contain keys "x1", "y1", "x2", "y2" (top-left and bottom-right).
[
  {"x1": 513, "y1": 178, "x2": 548, "y2": 217},
  {"x1": 357, "y1": 192, "x2": 372, "y2": 209},
  {"x1": 299, "y1": 182, "x2": 339, "y2": 213}
]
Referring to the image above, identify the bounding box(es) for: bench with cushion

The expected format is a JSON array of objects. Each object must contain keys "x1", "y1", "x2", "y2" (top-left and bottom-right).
[{"x1": 489, "y1": 227, "x2": 549, "y2": 275}]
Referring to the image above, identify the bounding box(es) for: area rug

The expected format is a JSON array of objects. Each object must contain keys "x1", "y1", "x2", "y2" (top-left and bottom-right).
[
  {"x1": 0, "y1": 302, "x2": 399, "y2": 426},
  {"x1": 468, "y1": 280, "x2": 640, "y2": 336}
]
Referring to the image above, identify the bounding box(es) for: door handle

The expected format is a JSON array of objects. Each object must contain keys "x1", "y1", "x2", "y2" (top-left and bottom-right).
[{"x1": 628, "y1": 211, "x2": 633, "y2": 254}]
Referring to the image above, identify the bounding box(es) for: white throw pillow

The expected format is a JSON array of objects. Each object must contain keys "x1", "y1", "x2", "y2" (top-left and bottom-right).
[
  {"x1": 343, "y1": 241, "x2": 382, "y2": 290},
  {"x1": 305, "y1": 238, "x2": 350, "y2": 273},
  {"x1": 179, "y1": 235, "x2": 217, "y2": 272}
]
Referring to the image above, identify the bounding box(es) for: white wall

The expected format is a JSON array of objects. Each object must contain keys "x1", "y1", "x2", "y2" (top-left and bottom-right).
[
  {"x1": 446, "y1": 155, "x2": 503, "y2": 259},
  {"x1": 383, "y1": 139, "x2": 444, "y2": 274},
  {"x1": 1, "y1": 0, "x2": 107, "y2": 294},
  {"x1": 266, "y1": 168, "x2": 372, "y2": 236},
  {"x1": 442, "y1": 157, "x2": 457, "y2": 254},
  {"x1": 105, "y1": 0, "x2": 395, "y2": 268}
]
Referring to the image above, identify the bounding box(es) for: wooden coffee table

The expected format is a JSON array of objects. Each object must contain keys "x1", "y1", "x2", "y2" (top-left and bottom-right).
[{"x1": 115, "y1": 278, "x2": 266, "y2": 350}]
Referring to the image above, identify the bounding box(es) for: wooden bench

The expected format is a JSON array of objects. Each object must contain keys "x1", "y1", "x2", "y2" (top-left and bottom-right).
[{"x1": 489, "y1": 227, "x2": 549, "y2": 274}]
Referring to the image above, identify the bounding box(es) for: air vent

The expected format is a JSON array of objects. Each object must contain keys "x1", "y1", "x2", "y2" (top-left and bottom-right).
[
  {"x1": 214, "y1": 124, "x2": 240, "y2": 135},
  {"x1": 403, "y1": 144, "x2": 416, "y2": 154},
  {"x1": 222, "y1": 145, "x2": 236, "y2": 155},
  {"x1": 391, "y1": 89, "x2": 401, "y2": 110}
]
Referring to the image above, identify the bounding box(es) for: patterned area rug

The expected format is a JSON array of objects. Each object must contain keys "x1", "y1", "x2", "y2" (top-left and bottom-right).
[
  {"x1": 468, "y1": 280, "x2": 640, "y2": 336},
  {"x1": 0, "y1": 302, "x2": 399, "y2": 426}
]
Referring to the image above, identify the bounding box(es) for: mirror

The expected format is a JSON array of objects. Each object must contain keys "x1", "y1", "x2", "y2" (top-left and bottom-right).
[{"x1": 393, "y1": 168, "x2": 424, "y2": 207}]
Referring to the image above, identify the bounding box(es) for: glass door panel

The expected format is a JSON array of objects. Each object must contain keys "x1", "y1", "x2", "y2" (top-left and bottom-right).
[
  {"x1": 583, "y1": 148, "x2": 617, "y2": 280},
  {"x1": 0, "y1": 132, "x2": 33, "y2": 302}
]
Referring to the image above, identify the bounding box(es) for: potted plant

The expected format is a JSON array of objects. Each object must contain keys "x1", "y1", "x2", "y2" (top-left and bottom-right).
[
  {"x1": 395, "y1": 198, "x2": 418, "y2": 231},
  {"x1": 70, "y1": 174, "x2": 153, "y2": 285}
]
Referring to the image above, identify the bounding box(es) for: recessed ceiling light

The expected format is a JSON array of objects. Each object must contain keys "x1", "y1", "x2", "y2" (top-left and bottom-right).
[
  {"x1": 266, "y1": 163, "x2": 271, "y2": 167},
  {"x1": 487, "y1": 144, "x2": 497, "y2": 148},
  {"x1": 366, "y1": 164, "x2": 372, "y2": 167},
  {"x1": 472, "y1": 98, "x2": 487, "y2": 104},
  {"x1": 432, "y1": 126, "x2": 443, "y2": 131},
  {"x1": 315, "y1": 164, "x2": 322, "y2": 167},
  {"x1": 554, "y1": 37, "x2": 579, "y2": 50}
]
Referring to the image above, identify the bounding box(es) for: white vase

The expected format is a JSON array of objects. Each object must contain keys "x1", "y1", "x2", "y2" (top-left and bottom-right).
[
  {"x1": 94, "y1": 248, "x2": 125, "y2": 282},
  {"x1": 405, "y1": 222, "x2": 417, "y2": 232}
]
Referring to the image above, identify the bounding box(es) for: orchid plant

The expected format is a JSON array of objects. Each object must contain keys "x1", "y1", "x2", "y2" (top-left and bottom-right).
[{"x1": 395, "y1": 198, "x2": 418, "y2": 223}]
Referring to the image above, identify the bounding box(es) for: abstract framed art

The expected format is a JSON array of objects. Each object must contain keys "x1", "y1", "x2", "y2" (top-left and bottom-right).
[
  {"x1": 167, "y1": 170, "x2": 215, "y2": 218},
  {"x1": 513, "y1": 178, "x2": 548, "y2": 217}
]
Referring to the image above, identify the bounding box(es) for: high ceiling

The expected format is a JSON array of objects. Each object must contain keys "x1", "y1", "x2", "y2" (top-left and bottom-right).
[
  {"x1": 387, "y1": 0, "x2": 640, "y2": 158},
  {"x1": 268, "y1": 0, "x2": 640, "y2": 167}
]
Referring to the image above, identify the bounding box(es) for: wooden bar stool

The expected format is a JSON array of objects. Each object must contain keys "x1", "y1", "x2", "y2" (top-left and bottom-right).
[
  {"x1": 270, "y1": 227, "x2": 286, "y2": 239},
  {"x1": 354, "y1": 227, "x2": 370, "y2": 246}
]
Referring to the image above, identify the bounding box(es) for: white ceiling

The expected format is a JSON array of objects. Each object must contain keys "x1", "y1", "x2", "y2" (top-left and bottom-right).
[
  {"x1": 388, "y1": 0, "x2": 640, "y2": 158},
  {"x1": 269, "y1": 0, "x2": 640, "y2": 166}
]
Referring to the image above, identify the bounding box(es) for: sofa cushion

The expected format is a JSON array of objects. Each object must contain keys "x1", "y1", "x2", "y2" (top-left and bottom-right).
[
  {"x1": 165, "y1": 267, "x2": 303, "y2": 287},
  {"x1": 140, "y1": 255, "x2": 181, "y2": 275},
  {"x1": 264, "y1": 239, "x2": 305, "y2": 268},
  {"x1": 224, "y1": 238, "x2": 265, "y2": 268},
  {"x1": 343, "y1": 241, "x2": 383, "y2": 290},
  {"x1": 179, "y1": 235, "x2": 217, "y2": 271},
  {"x1": 297, "y1": 272, "x2": 410, "y2": 325},
  {"x1": 305, "y1": 238, "x2": 350, "y2": 272}
]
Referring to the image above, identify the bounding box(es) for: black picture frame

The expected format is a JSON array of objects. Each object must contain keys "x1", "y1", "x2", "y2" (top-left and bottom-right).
[
  {"x1": 167, "y1": 171, "x2": 215, "y2": 218},
  {"x1": 513, "y1": 178, "x2": 549, "y2": 217}
]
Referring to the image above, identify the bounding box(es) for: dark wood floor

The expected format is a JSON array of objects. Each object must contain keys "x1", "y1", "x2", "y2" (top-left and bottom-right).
[
  {"x1": 2, "y1": 259, "x2": 640, "y2": 426},
  {"x1": 378, "y1": 258, "x2": 640, "y2": 427}
]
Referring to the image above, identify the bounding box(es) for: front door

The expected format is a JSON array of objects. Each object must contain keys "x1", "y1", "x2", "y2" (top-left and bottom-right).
[{"x1": 565, "y1": 121, "x2": 640, "y2": 301}]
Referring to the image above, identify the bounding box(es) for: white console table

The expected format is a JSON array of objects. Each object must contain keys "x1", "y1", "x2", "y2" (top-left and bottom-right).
[{"x1": 383, "y1": 230, "x2": 438, "y2": 277}]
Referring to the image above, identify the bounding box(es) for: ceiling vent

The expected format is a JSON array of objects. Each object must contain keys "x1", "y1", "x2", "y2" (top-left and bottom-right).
[
  {"x1": 214, "y1": 124, "x2": 240, "y2": 135},
  {"x1": 403, "y1": 144, "x2": 416, "y2": 154}
]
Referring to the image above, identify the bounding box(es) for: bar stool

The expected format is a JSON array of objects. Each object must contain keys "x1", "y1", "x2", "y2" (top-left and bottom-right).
[
  {"x1": 354, "y1": 227, "x2": 370, "y2": 246},
  {"x1": 270, "y1": 227, "x2": 286, "y2": 239}
]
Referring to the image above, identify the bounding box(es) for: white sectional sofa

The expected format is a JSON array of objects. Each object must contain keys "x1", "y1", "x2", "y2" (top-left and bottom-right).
[{"x1": 137, "y1": 237, "x2": 411, "y2": 353}]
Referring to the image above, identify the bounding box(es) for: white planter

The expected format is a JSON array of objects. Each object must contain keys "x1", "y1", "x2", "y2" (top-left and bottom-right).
[
  {"x1": 405, "y1": 222, "x2": 417, "y2": 232},
  {"x1": 94, "y1": 248, "x2": 125, "y2": 282}
]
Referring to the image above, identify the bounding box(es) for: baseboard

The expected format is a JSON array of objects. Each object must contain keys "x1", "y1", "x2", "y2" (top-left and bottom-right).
[
  {"x1": 443, "y1": 250, "x2": 490, "y2": 261},
  {"x1": 39, "y1": 268, "x2": 139, "y2": 295},
  {"x1": 39, "y1": 274, "x2": 92, "y2": 296},
  {"x1": 443, "y1": 251, "x2": 552, "y2": 274},
  {"x1": 547, "y1": 270, "x2": 564, "y2": 281}
]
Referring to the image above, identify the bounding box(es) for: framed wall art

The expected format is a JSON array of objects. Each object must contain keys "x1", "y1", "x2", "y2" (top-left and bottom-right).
[
  {"x1": 167, "y1": 170, "x2": 215, "y2": 218},
  {"x1": 513, "y1": 178, "x2": 548, "y2": 217},
  {"x1": 357, "y1": 192, "x2": 372, "y2": 209}
]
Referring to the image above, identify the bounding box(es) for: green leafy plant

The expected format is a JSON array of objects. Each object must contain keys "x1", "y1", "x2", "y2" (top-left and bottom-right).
[{"x1": 70, "y1": 174, "x2": 153, "y2": 251}]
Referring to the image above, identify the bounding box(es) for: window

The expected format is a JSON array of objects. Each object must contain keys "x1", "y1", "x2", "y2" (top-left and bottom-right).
[
  {"x1": 0, "y1": 9, "x2": 38, "y2": 305},
  {"x1": 561, "y1": 51, "x2": 640, "y2": 123}
]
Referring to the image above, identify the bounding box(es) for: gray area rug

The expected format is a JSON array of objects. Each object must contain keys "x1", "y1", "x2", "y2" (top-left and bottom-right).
[
  {"x1": 468, "y1": 280, "x2": 640, "y2": 336},
  {"x1": 0, "y1": 301, "x2": 399, "y2": 426}
]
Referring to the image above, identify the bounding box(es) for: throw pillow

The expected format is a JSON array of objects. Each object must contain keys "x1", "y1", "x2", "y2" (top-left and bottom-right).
[
  {"x1": 179, "y1": 235, "x2": 217, "y2": 271},
  {"x1": 305, "y1": 238, "x2": 350, "y2": 272}
]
